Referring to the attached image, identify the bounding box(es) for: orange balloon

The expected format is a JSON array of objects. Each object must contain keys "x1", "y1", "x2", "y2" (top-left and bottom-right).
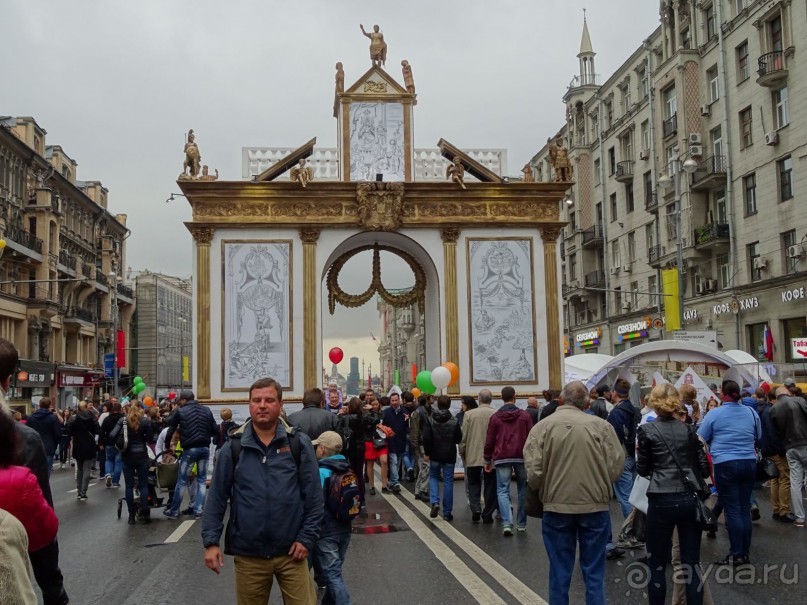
[
  {"x1": 143, "y1": 396, "x2": 154, "y2": 407},
  {"x1": 411, "y1": 387, "x2": 421, "y2": 398},
  {"x1": 442, "y1": 362, "x2": 460, "y2": 387}
]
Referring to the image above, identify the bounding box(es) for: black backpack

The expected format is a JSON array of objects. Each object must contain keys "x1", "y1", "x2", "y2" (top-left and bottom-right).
[{"x1": 324, "y1": 468, "x2": 361, "y2": 522}]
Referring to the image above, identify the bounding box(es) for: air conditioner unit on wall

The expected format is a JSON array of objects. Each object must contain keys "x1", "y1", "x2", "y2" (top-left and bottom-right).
[
  {"x1": 610, "y1": 267, "x2": 620, "y2": 275},
  {"x1": 639, "y1": 149, "x2": 649, "y2": 160},
  {"x1": 700, "y1": 105, "x2": 711, "y2": 117},
  {"x1": 765, "y1": 131, "x2": 779, "y2": 146},
  {"x1": 787, "y1": 245, "x2": 804, "y2": 259},
  {"x1": 689, "y1": 145, "x2": 704, "y2": 157},
  {"x1": 753, "y1": 257, "x2": 768, "y2": 270},
  {"x1": 624, "y1": 264, "x2": 632, "y2": 273},
  {"x1": 689, "y1": 133, "x2": 702, "y2": 145}
]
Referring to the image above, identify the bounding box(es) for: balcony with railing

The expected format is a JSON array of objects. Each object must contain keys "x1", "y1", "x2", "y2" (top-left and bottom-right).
[
  {"x1": 694, "y1": 222, "x2": 730, "y2": 250},
  {"x1": 64, "y1": 307, "x2": 96, "y2": 324},
  {"x1": 81, "y1": 263, "x2": 92, "y2": 279},
  {"x1": 568, "y1": 74, "x2": 600, "y2": 89},
  {"x1": 95, "y1": 271, "x2": 108, "y2": 287},
  {"x1": 648, "y1": 245, "x2": 667, "y2": 267},
  {"x1": 562, "y1": 280, "x2": 584, "y2": 299},
  {"x1": 581, "y1": 225, "x2": 605, "y2": 249},
  {"x1": 757, "y1": 51, "x2": 788, "y2": 87},
  {"x1": 116, "y1": 283, "x2": 134, "y2": 300},
  {"x1": 690, "y1": 155, "x2": 727, "y2": 191},
  {"x1": 662, "y1": 113, "x2": 678, "y2": 138},
  {"x1": 615, "y1": 161, "x2": 634, "y2": 183},
  {"x1": 58, "y1": 249, "x2": 76, "y2": 271},
  {"x1": 4, "y1": 223, "x2": 43, "y2": 255},
  {"x1": 584, "y1": 269, "x2": 605, "y2": 288},
  {"x1": 645, "y1": 191, "x2": 659, "y2": 213},
  {"x1": 27, "y1": 283, "x2": 60, "y2": 318}
]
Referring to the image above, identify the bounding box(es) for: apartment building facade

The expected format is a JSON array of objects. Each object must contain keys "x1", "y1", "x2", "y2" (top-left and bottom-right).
[
  {"x1": 532, "y1": 0, "x2": 804, "y2": 366},
  {"x1": 0, "y1": 116, "x2": 133, "y2": 410}
]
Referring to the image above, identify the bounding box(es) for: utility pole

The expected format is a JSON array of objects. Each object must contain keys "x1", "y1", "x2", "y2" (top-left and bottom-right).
[{"x1": 109, "y1": 270, "x2": 120, "y2": 397}]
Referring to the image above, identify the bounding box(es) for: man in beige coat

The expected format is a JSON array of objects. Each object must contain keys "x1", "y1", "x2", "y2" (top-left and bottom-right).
[
  {"x1": 0, "y1": 509, "x2": 38, "y2": 605},
  {"x1": 524, "y1": 381, "x2": 624, "y2": 604},
  {"x1": 459, "y1": 389, "x2": 498, "y2": 523}
]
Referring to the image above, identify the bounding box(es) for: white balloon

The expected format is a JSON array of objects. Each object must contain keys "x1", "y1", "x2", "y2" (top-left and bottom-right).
[{"x1": 431, "y1": 366, "x2": 451, "y2": 389}]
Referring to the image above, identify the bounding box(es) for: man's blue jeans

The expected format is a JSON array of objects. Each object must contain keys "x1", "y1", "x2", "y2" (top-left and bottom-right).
[
  {"x1": 495, "y1": 463, "x2": 527, "y2": 528},
  {"x1": 428, "y1": 460, "x2": 455, "y2": 516},
  {"x1": 713, "y1": 458, "x2": 756, "y2": 558},
  {"x1": 168, "y1": 446, "x2": 209, "y2": 515},
  {"x1": 388, "y1": 452, "x2": 401, "y2": 488},
  {"x1": 46, "y1": 454, "x2": 54, "y2": 477},
  {"x1": 104, "y1": 447, "x2": 123, "y2": 484},
  {"x1": 542, "y1": 510, "x2": 610, "y2": 605},
  {"x1": 613, "y1": 456, "x2": 636, "y2": 518},
  {"x1": 402, "y1": 443, "x2": 414, "y2": 475},
  {"x1": 315, "y1": 533, "x2": 351, "y2": 605}
]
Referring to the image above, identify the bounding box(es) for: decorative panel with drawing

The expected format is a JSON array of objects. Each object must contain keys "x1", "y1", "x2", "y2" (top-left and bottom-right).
[
  {"x1": 466, "y1": 238, "x2": 537, "y2": 385},
  {"x1": 349, "y1": 102, "x2": 405, "y2": 182},
  {"x1": 222, "y1": 240, "x2": 292, "y2": 391}
]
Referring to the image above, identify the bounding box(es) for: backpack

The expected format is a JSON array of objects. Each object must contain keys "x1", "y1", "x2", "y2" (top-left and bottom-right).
[
  {"x1": 115, "y1": 419, "x2": 129, "y2": 453},
  {"x1": 325, "y1": 467, "x2": 361, "y2": 522}
]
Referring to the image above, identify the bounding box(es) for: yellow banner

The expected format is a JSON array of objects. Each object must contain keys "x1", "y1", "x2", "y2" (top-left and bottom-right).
[
  {"x1": 662, "y1": 269, "x2": 680, "y2": 331},
  {"x1": 182, "y1": 356, "x2": 189, "y2": 382}
]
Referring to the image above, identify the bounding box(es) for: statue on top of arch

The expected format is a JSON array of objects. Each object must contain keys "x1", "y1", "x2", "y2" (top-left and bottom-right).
[
  {"x1": 179, "y1": 129, "x2": 202, "y2": 180},
  {"x1": 360, "y1": 24, "x2": 387, "y2": 66},
  {"x1": 548, "y1": 135, "x2": 573, "y2": 182}
]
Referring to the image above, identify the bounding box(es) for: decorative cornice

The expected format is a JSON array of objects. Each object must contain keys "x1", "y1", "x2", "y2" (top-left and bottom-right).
[
  {"x1": 440, "y1": 226, "x2": 461, "y2": 244},
  {"x1": 190, "y1": 226, "x2": 214, "y2": 245},
  {"x1": 538, "y1": 225, "x2": 564, "y2": 242},
  {"x1": 299, "y1": 228, "x2": 321, "y2": 244}
]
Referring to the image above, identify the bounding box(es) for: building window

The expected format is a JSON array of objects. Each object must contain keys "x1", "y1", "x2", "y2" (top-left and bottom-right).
[
  {"x1": 773, "y1": 87, "x2": 789, "y2": 129},
  {"x1": 735, "y1": 0, "x2": 746, "y2": 16},
  {"x1": 739, "y1": 106, "x2": 753, "y2": 148},
  {"x1": 747, "y1": 323, "x2": 768, "y2": 361},
  {"x1": 783, "y1": 317, "x2": 807, "y2": 362},
  {"x1": 612, "y1": 240, "x2": 621, "y2": 268},
  {"x1": 681, "y1": 27, "x2": 691, "y2": 49},
  {"x1": 665, "y1": 204, "x2": 677, "y2": 241},
  {"x1": 610, "y1": 193, "x2": 618, "y2": 222},
  {"x1": 748, "y1": 242, "x2": 762, "y2": 282},
  {"x1": 594, "y1": 159, "x2": 601, "y2": 185},
  {"x1": 717, "y1": 254, "x2": 730, "y2": 289},
  {"x1": 614, "y1": 286, "x2": 622, "y2": 311},
  {"x1": 646, "y1": 224, "x2": 655, "y2": 250},
  {"x1": 782, "y1": 230, "x2": 797, "y2": 275},
  {"x1": 707, "y1": 66, "x2": 719, "y2": 103},
  {"x1": 705, "y1": 4, "x2": 716, "y2": 39},
  {"x1": 641, "y1": 121, "x2": 649, "y2": 151},
  {"x1": 626, "y1": 184, "x2": 634, "y2": 213},
  {"x1": 608, "y1": 147, "x2": 616, "y2": 175},
  {"x1": 628, "y1": 231, "x2": 636, "y2": 263},
  {"x1": 639, "y1": 68, "x2": 648, "y2": 98},
  {"x1": 736, "y1": 41, "x2": 749, "y2": 82},
  {"x1": 662, "y1": 86, "x2": 677, "y2": 119},
  {"x1": 569, "y1": 252, "x2": 577, "y2": 281},
  {"x1": 779, "y1": 156, "x2": 793, "y2": 201},
  {"x1": 743, "y1": 173, "x2": 757, "y2": 216},
  {"x1": 769, "y1": 15, "x2": 783, "y2": 52},
  {"x1": 569, "y1": 211, "x2": 576, "y2": 232},
  {"x1": 643, "y1": 171, "x2": 653, "y2": 207},
  {"x1": 648, "y1": 275, "x2": 658, "y2": 307},
  {"x1": 630, "y1": 281, "x2": 639, "y2": 309}
]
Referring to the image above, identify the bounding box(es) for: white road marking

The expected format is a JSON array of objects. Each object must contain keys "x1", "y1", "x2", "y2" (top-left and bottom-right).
[
  {"x1": 67, "y1": 482, "x2": 97, "y2": 494},
  {"x1": 377, "y1": 485, "x2": 508, "y2": 605},
  {"x1": 388, "y1": 478, "x2": 548, "y2": 605},
  {"x1": 163, "y1": 520, "x2": 196, "y2": 544}
]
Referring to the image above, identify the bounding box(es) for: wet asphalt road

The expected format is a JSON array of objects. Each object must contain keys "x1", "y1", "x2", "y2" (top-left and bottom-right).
[{"x1": 47, "y1": 463, "x2": 806, "y2": 604}]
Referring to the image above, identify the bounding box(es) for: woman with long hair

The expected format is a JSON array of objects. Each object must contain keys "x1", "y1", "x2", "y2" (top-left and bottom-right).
[
  {"x1": 57, "y1": 408, "x2": 73, "y2": 468},
  {"x1": 637, "y1": 384, "x2": 710, "y2": 604},
  {"x1": 68, "y1": 401, "x2": 99, "y2": 501},
  {"x1": 110, "y1": 403, "x2": 154, "y2": 524},
  {"x1": 364, "y1": 398, "x2": 389, "y2": 495},
  {"x1": 341, "y1": 397, "x2": 367, "y2": 505},
  {"x1": 697, "y1": 380, "x2": 760, "y2": 566}
]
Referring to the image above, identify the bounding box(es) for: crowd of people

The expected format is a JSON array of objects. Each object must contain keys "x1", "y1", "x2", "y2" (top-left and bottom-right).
[{"x1": 4, "y1": 328, "x2": 807, "y2": 605}]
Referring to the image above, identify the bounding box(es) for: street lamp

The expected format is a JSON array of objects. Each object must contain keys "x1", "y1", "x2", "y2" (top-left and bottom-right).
[
  {"x1": 108, "y1": 270, "x2": 120, "y2": 397},
  {"x1": 657, "y1": 151, "x2": 698, "y2": 330}
]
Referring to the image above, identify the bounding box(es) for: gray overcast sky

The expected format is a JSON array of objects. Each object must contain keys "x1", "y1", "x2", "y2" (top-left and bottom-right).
[{"x1": 2, "y1": 0, "x2": 660, "y2": 377}]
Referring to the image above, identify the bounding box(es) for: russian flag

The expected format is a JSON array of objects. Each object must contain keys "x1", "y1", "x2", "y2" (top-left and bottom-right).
[{"x1": 763, "y1": 324, "x2": 774, "y2": 361}]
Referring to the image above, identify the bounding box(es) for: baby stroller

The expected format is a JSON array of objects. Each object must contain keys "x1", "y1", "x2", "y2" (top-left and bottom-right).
[{"x1": 116, "y1": 450, "x2": 179, "y2": 520}]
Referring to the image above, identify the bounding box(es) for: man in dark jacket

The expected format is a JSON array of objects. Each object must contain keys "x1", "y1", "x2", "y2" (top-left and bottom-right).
[
  {"x1": 607, "y1": 379, "x2": 641, "y2": 520},
  {"x1": 381, "y1": 391, "x2": 409, "y2": 493},
  {"x1": 203, "y1": 377, "x2": 323, "y2": 604},
  {"x1": 0, "y1": 337, "x2": 69, "y2": 605},
  {"x1": 539, "y1": 389, "x2": 561, "y2": 421},
  {"x1": 484, "y1": 386, "x2": 533, "y2": 535},
  {"x1": 770, "y1": 387, "x2": 807, "y2": 527},
  {"x1": 590, "y1": 385, "x2": 611, "y2": 420},
  {"x1": 758, "y1": 390, "x2": 792, "y2": 521},
  {"x1": 422, "y1": 394, "x2": 462, "y2": 521},
  {"x1": 288, "y1": 387, "x2": 340, "y2": 442},
  {"x1": 99, "y1": 399, "x2": 124, "y2": 488},
  {"x1": 164, "y1": 389, "x2": 218, "y2": 519},
  {"x1": 312, "y1": 430, "x2": 354, "y2": 604},
  {"x1": 26, "y1": 397, "x2": 61, "y2": 476}
]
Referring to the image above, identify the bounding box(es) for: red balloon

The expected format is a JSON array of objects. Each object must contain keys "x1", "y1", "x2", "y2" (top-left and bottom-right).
[
  {"x1": 168, "y1": 391, "x2": 177, "y2": 400},
  {"x1": 328, "y1": 347, "x2": 344, "y2": 364}
]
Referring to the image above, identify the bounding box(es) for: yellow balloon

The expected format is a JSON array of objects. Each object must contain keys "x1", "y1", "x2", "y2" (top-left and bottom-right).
[{"x1": 0, "y1": 239, "x2": 6, "y2": 249}]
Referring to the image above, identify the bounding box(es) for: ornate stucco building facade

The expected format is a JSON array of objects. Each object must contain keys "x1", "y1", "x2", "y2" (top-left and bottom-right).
[
  {"x1": 377, "y1": 291, "x2": 426, "y2": 390},
  {"x1": 0, "y1": 116, "x2": 133, "y2": 410},
  {"x1": 532, "y1": 1, "x2": 805, "y2": 370}
]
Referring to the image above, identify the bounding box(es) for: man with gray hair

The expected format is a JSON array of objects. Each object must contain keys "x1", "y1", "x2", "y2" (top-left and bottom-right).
[
  {"x1": 770, "y1": 386, "x2": 807, "y2": 528},
  {"x1": 524, "y1": 381, "x2": 625, "y2": 603},
  {"x1": 460, "y1": 389, "x2": 498, "y2": 523}
]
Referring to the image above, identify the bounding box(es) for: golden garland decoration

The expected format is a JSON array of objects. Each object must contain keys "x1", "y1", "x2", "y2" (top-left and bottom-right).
[{"x1": 326, "y1": 243, "x2": 426, "y2": 315}]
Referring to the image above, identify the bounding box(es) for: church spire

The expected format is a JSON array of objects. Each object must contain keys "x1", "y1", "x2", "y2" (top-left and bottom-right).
[
  {"x1": 579, "y1": 10, "x2": 594, "y2": 56},
  {"x1": 577, "y1": 10, "x2": 596, "y2": 85}
]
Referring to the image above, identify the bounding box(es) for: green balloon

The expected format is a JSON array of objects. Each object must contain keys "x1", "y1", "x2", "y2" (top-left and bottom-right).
[
  {"x1": 134, "y1": 376, "x2": 144, "y2": 385},
  {"x1": 416, "y1": 370, "x2": 436, "y2": 395},
  {"x1": 134, "y1": 383, "x2": 146, "y2": 394}
]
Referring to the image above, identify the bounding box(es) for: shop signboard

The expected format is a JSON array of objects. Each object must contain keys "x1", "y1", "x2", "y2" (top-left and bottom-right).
[
  {"x1": 790, "y1": 338, "x2": 807, "y2": 359},
  {"x1": 673, "y1": 331, "x2": 718, "y2": 349}
]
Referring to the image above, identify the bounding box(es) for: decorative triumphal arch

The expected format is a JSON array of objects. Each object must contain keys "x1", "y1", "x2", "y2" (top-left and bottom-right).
[{"x1": 180, "y1": 30, "x2": 569, "y2": 402}]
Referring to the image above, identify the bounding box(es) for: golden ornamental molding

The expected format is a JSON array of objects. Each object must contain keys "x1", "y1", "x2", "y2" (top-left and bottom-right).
[
  {"x1": 538, "y1": 224, "x2": 564, "y2": 242},
  {"x1": 326, "y1": 243, "x2": 425, "y2": 314},
  {"x1": 356, "y1": 182, "x2": 405, "y2": 231},
  {"x1": 440, "y1": 226, "x2": 461, "y2": 244},
  {"x1": 299, "y1": 228, "x2": 321, "y2": 244},
  {"x1": 190, "y1": 226, "x2": 215, "y2": 245}
]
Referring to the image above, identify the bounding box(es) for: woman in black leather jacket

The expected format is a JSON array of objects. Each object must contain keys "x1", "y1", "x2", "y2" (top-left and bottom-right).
[
  {"x1": 110, "y1": 405, "x2": 154, "y2": 524},
  {"x1": 637, "y1": 384, "x2": 710, "y2": 605}
]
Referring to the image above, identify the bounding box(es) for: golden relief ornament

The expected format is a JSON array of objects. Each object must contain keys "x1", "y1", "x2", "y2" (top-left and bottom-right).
[
  {"x1": 299, "y1": 228, "x2": 320, "y2": 244},
  {"x1": 363, "y1": 81, "x2": 388, "y2": 94},
  {"x1": 356, "y1": 182, "x2": 405, "y2": 231},
  {"x1": 440, "y1": 227, "x2": 461, "y2": 243},
  {"x1": 416, "y1": 202, "x2": 487, "y2": 219},
  {"x1": 190, "y1": 226, "x2": 215, "y2": 245},
  {"x1": 538, "y1": 225, "x2": 564, "y2": 242},
  {"x1": 199, "y1": 165, "x2": 219, "y2": 181},
  {"x1": 488, "y1": 201, "x2": 556, "y2": 219},
  {"x1": 326, "y1": 244, "x2": 425, "y2": 315}
]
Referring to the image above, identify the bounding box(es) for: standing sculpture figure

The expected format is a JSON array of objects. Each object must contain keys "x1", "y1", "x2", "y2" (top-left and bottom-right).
[
  {"x1": 291, "y1": 158, "x2": 314, "y2": 188},
  {"x1": 335, "y1": 62, "x2": 345, "y2": 94},
  {"x1": 401, "y1": 60, "x2": 415, "y2": 95},
  {"x1": 182, "y1": 130, "x2": 201, "y2": 178},
  {"x1": 521, "y1": 163, "x2": 535, "y2": 183},
  {"x1": 446, "y1": 157, "x2": 466, "y2": 190},
  {"x1": 548, "y1": 136, "x2": 573, "y2": 182},
  {"x1": 360, "y1": 24, "x2": 387, "y2": 66}
]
